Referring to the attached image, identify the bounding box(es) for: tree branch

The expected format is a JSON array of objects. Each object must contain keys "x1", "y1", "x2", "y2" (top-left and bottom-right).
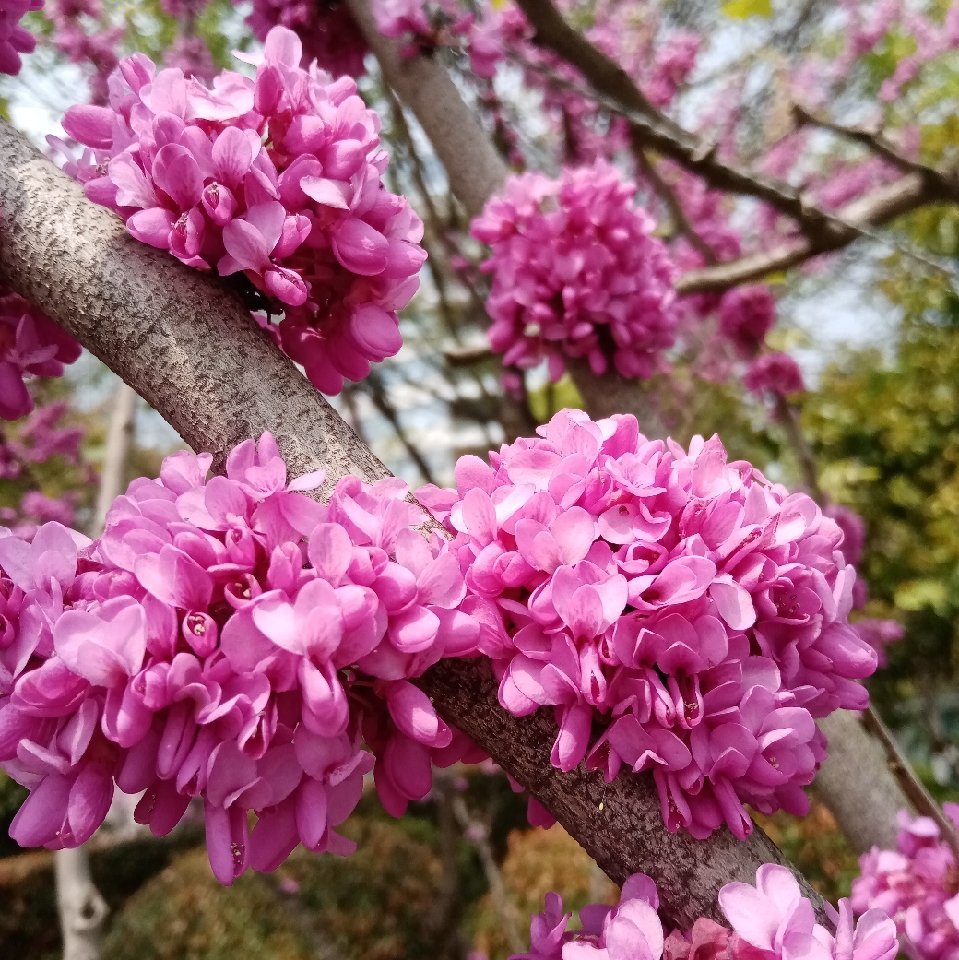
[
  {"x1": 347, "y1": 0, "x2": 508, "y2": 217},
  {"x1": 0, "y1": 117, "x2": 821, "y2": 929},
  {"x1": 676, "y1": 173, "x2": 934, "y2": 293},
  {"x1": 511, "y1": 0, "x2": 837, "y2": 228},
  {"x1": 792, "y1": 104, "x2": 959, "y2": 191}
]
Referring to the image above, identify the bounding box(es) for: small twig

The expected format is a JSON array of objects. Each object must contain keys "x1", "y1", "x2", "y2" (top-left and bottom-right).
[
  {"x1": 448, "y1": 789, "x2": 526, "y2": 954},
  {"x1": 861, "y1": 706, "x2": 959, "y2": 864},
  {"x1": 444, "y1": 343, "x2": 495, "y2": 366},
  {"x1": 633, "y1": 141, "x2": 717, "y2": 262},
  {"x1": 774, "y1": 395, "x2": 824, "y2": 502},
  {"x1": 793, "y1": 103, "x2": 959, "y2": 191}
]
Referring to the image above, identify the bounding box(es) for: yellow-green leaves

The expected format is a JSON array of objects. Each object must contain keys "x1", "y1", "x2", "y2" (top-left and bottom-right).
[{"x1": 721, "y1": 0, "x2": 773, "y2": 19}]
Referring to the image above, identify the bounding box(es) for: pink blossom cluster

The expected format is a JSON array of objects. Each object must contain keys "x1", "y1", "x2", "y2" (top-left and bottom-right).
[
  {"x1": 0, "y1": 291, "x2": 82, "y2": 421},
  {"x1": 60, "y1": 26, "x2": 426, "y2": 395},
  {"x1": 0, "y1": 434, "x2": 480, "y2": 882},
  {"x1": 512, "y1": 864, "x2": 897, "y2": 960},
  {"x1": 419, "y1": 409, "x2": 878, "y2": 839},
  {"x1": 852, "y1": 806, "x2": 959, "y2": 960},
  {"x1": 44, "y1": 0, "x2": 121, "y2": 104},
  {"x1": 247, "y1": 0, "x2": 369, "y2": 77},
  {"x1": 0, "y1": 0, "x2": 40, "y2": 76},
  {"x1": 0, "y1": 401, "x2": 87, "y2": 538},
  {"x1": 742, "y1": 352, "x2": 805, "y2": 401},
  {"x1": 471, "y1": 163, "x2": 678, "y2": 384}
]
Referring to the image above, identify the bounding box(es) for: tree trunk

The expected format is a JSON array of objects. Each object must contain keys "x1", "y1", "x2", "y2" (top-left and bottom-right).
[
  {"x1": 813, "y1": 711, "x2": 904, "y2": 853},
  {"x1": 55, "y1": 847, "x2": 108, "y2": 960}
]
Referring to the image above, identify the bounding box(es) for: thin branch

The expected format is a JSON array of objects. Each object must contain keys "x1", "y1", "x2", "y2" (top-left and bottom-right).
[
  {"x1": 676, "y1": 173, "x2": 946, "y2": 293},
  {"x1": 774, "y1": 396, "x2": 824, "y2": 502},
  {"x1": 512, "y1": 0, "x2": 842, "y2": 230},
  {"x1": 0, "y1": 115, "x2": 821, "y2": 930},
  {"x1": 792, "y1": 103, "x2": 959, "y2": 190},
  {"x1": 633, "y1": 138, "x2": 717, "y2": 263},
  {"x1": 861, "y1": 706, "x2": 959, "y2": 864},
  {"x1": 364, "y1": 370, "x2": 436, "y2": 485},
  {"x1": 447, "y1": 785, "x2": 526, "y2": 954}
]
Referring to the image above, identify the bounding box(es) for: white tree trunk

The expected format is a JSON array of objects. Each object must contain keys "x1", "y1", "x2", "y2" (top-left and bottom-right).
[
  {"x1": 55, "y1": 380, "x2": 137, "y2": 960},
  {"x1": 55, "y1": 847, "x2": 108, "y2": 960}
]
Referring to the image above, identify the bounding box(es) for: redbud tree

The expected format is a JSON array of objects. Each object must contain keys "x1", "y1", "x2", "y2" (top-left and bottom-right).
[{"x1": 0, "y1": 1, "x2": 957, "y2": 958}]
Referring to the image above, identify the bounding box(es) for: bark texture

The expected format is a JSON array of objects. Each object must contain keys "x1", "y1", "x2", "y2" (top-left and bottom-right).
[
  {"x1": 348, "y1": 0, "x2": 508, "y2": 217},
  {"x1": 0, "y1": 118, "x2": 823, "y2": 928},
  {"x1": 813, "y1": 711, "x2": 904, "y2": 853},
  {"x1": 0, "y1": 122, "x2": 388, "y2": 491}
]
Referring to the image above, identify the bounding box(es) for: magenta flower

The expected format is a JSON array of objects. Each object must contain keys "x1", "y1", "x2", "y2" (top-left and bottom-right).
[
  {"x1": 59, "y1": 25, "x2": 425, "y2": 395},
  {"x1": 852, "y1": 806, "x2": 959, "y2": 960},
  {"x1": 471, "y1": 162, "x2": 678, "y2": 386},
  {"x1": 718, "y1": 285, "x2": 776, "y2": 358},
  {"x1": 0, "y1": 434, "x2": 477, "y2": 882},
  {"x1": 744, "y1": 352, "x2": 805, "y2": 400},
  {"x1": 246, "y1": 0, "x2": 369, "y2": 76},
  {"x1": 0, "y1": 293, "x2": 82, "y2": 421},
  {"x1": 513, "y1": 867, "x2": 896, "y2": 960},
  {"x1": 0, "y1": 0, "x2": 41, "y2": 76},
  {"x1": 421, "y1": 410, "x2": 877, "y2": 839}
]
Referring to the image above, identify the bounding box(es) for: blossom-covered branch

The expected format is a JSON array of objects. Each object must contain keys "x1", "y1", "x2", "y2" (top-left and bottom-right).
[{"x1": 0, "y1": 115, "x2": 821, "y2": 929}]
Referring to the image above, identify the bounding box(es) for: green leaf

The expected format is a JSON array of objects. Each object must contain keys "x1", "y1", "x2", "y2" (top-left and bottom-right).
[{"x1": 722, "y1": 0, "x2": 773, "y2": 18}]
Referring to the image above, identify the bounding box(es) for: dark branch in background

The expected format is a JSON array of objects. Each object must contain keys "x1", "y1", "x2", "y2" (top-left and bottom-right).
[
  {"x1": 676, "y1": 173, "x2": 941, "y2": 292},
  {"x1": 632, "y1": 135, "x2": 718, "y2": 263},
  {"x1": 0, "y1": 113, "x2": 823, "y2": 931},
  {"x1": 512, "y1": 0, "x2": 841, "y2": 229},
  {"x1": 363, "y1": 370, "x2": 436, "y2": 485},
  {"x1": 792, "y1": 103, "x2": 959, "y2": 191},
  {"x1": 862, "y1": 705, "x2": 959, "y2": 863}
]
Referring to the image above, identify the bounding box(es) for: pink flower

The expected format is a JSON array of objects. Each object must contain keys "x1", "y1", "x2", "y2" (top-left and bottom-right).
[
  {"x1": 0, "y1": 293, "x2": 81, "y2": 421},
  {"x1": 424, "y1": 410, "x2": 877, "y2": 839},
  {"x1": 0, "y1": 0, "x2": 41, "y2": 76},
  {"x1": 0, "y1": 434, "x2": 477, "y2": 882},
  {"x1": 718, "y1": 286, "x2": 776, "y2": 357},
  {"x1": 59, "y1": 26, "x2": 425, "y2": 395},
  {"x1": 471, "y1": 163, "x2": 678, "y2": 384},
  {"x1": 852, "y1": 806, "x2": 959, "y2": 960},
  {"x1": 512, "y1": 868, "x2": 896, "y2": 960},
  {"x1": 744, "y1": 353, "x2": 805, "y2": 399}
]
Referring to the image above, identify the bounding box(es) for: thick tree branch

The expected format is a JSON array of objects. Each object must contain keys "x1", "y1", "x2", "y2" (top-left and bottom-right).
[
  {"x1": 0, "y1": 117, "x2": 824, "y2": 929},
  {"x1": 348, "y1": 0, "x2": 507, "y2": 216}
]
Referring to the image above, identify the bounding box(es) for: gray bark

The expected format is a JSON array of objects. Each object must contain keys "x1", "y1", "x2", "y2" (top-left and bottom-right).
[
  {"x1": 0, "y1": 118, "x2": 828, "y2": 928},
  {"x1": 813, "y1": 712, "x2": 903, "y2": 853},
  {"x1": 346, "y1": 0, "x2": 508, "y2": 218},
  {"x1": 55, "y1": 844, "x2": 108, "y2": 960}
]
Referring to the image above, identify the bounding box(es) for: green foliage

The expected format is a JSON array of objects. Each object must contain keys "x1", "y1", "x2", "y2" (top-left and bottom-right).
[
  {"x1": 755, "y1": 803, "x2": 860, "y2": 904},
  {"x1": 0, "y1": 830, "x2": 201, "y2": 960},
  {"x1": 102, "y1": 805, "x2": 479, "y2": 960},
  {"x1": 802, "y1": 286, "x2": 959, "y2": 737},
  {"x1": 721, "y1": 0, "x2": 772, "y2": 19}
]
